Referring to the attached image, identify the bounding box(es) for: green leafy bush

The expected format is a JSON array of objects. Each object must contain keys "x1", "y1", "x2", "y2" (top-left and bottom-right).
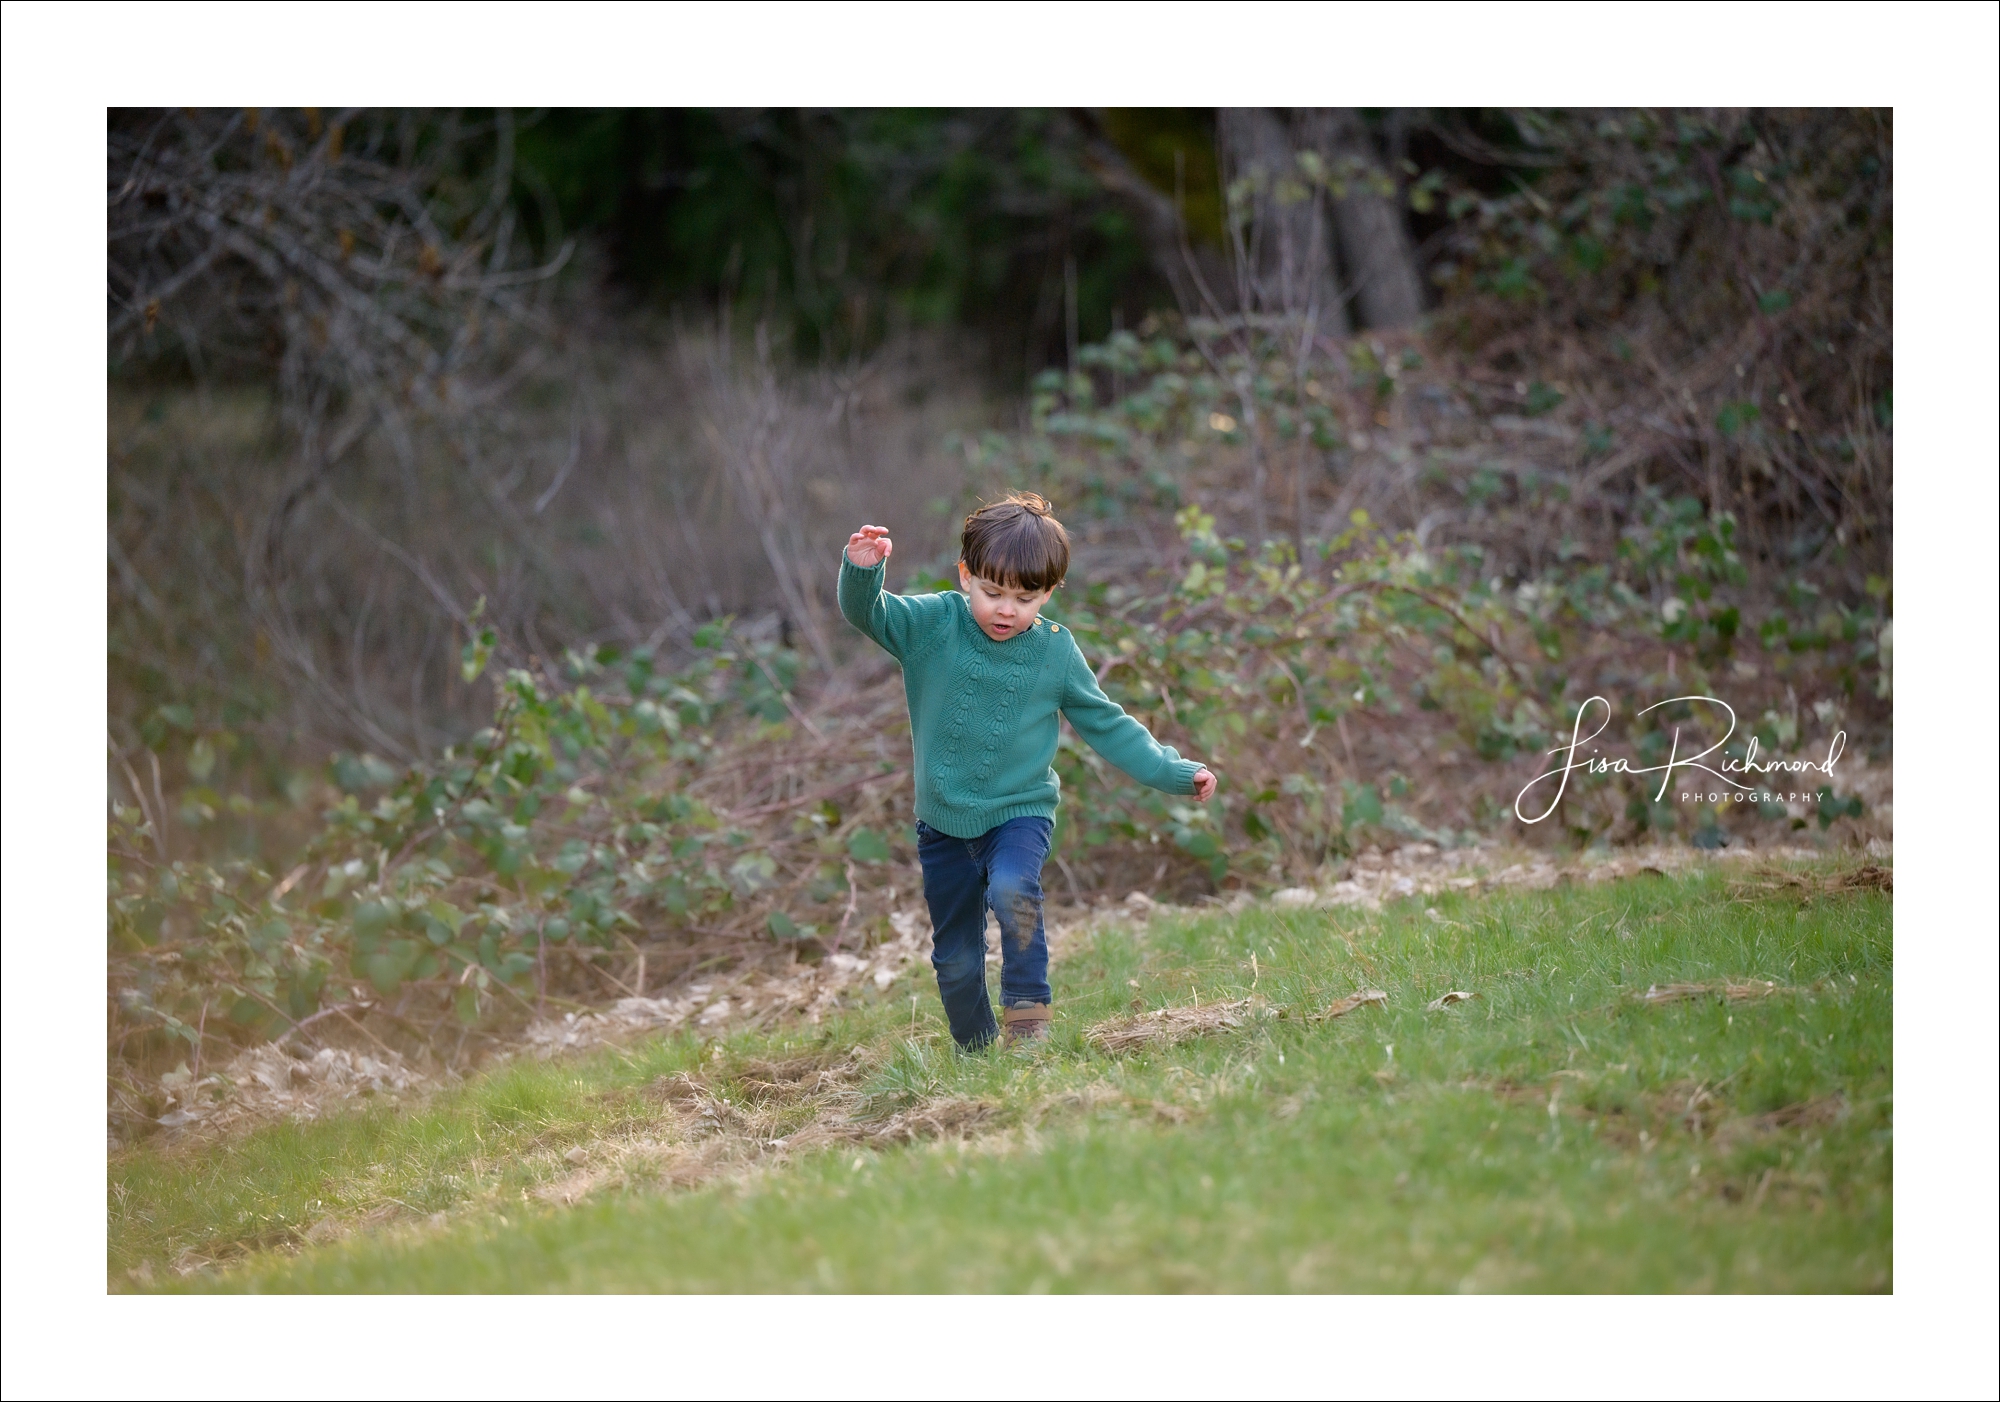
[{"x1": 108, "y1": 625, "x2": 902, "y2": 1068}]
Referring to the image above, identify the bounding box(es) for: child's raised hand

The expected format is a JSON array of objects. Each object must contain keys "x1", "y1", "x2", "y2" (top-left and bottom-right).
[
  {"x1": 845, "y1": 524, "x2": 893, "y2": 567},
  {"x1": 1191, "y1": 767, "x2": 1217, "y2": 802}
]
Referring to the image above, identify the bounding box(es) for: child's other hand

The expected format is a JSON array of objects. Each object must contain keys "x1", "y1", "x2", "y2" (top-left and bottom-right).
[
  {"x1": 1191, "y1": 767, "x2": 1217, "y2": 802},
  {"x1": 845, "y1": 524, "x2": 893, "y2": 567}
]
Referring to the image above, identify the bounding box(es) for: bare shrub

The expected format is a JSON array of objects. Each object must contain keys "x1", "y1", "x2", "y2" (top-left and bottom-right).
[{"x1": 110, "y1": 322, "x2": 988, "y2": 768}]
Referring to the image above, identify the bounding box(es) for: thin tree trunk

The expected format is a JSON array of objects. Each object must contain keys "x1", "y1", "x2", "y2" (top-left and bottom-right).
[
  {"x1": 1216, "y1": 109, "x2": 1350, "y2": 333},
  {"x1": 1296, "y1": 109, "x2": 1425, "y2": 330}
]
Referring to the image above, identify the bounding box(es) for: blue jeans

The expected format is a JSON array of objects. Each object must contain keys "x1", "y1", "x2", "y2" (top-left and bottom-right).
[{"x1": 915, "y1": 816, "x2": 1053, "y2": 1049}]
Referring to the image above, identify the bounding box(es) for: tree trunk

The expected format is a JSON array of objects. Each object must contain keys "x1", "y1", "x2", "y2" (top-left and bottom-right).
[
  {"x1": 1075, "y1": 109, "x2": 1420, "y2": 333},
  {"x1": 1215, "y1": 109, "x2": 1350, "y2": 333},
  {"x1": 1295, "y1": 109, "x2": 1425, "y2": 330}
]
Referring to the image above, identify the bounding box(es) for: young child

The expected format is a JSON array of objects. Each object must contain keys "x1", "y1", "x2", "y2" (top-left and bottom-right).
[{"x1": 838, "y1": 493, "x2": 1216, "y2": 1050}]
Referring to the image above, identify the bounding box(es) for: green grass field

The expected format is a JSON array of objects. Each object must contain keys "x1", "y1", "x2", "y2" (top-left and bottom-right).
[{"x1": 111, "y1": 863, "x2": 1891, "y2": 1292}]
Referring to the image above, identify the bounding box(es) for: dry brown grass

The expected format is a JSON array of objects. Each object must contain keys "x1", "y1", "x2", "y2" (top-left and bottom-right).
[
  {"x1": 1730, "y1": 863, "x2": 1893, "y2": 901},
  {"x1": 528, "y1": 1049, "x2": 1212, "y2": 1213},
  {"x1": 1635, "y1": 980, "x2": 1803, "y2": 1006},
  {"x1": 524, "y1": 1048, "x2": 1009, "y2": 1208},
  {"x1": 1084, "y1": 997, "x2": 1267, "y2": 1054},
  {"x1": 1714, "y1": 1093, "x2": 1850, "y2": 1147},
  {"x1": 1479, "y1": 1073, "x2": 1850, "y2": 1168}
]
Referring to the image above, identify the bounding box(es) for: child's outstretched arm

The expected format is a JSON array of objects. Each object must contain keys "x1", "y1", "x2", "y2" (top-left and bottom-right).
[
  {"x1": 1060, "y1": 642, "x2": 1215, "y2": 800},
  {"x1": 837, "y1": 524, "x2": 951, "y2": 661}
]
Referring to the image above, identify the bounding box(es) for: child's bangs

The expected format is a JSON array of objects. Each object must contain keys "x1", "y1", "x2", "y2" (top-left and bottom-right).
[
  {"x1": 965, "y1": 525, "x2": 1066, "y2": 593},
  {"x1": 961, "y1": 495, "x2": 1071, "y2": 593}
]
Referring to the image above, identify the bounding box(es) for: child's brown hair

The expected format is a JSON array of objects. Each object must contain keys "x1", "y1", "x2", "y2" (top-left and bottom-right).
[{"x1": 960, "y1": 492, "x2": 1070, "y2": 593}]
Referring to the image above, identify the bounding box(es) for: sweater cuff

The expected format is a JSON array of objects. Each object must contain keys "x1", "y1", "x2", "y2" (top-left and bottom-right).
[{"x1": 1166, "y1": 758, "x2": 1203, "y2": 795}]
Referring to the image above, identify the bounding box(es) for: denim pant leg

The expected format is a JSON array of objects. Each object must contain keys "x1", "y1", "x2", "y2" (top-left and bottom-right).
[
  {"x1": 916, "y1": 822, "x2": 1000, "y2": 1049},
  {"x1": 980, "y1": 817, "x2": 1053, "y2": 1010}
]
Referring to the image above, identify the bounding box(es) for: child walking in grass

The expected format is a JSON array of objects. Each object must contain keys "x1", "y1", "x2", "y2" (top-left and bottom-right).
[{"x1": 838, "y1": 493, "x2": 1216, "y2": 1050}]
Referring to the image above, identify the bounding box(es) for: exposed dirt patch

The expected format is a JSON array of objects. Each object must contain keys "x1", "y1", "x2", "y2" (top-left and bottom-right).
[
  {"x1": 1092, "y1": 842, "x2": 1874, "y2": 930},
  {"x1": 520, "y1": 909, "x2": 939, "y2": 1057},
  {"x1": 1226, "y1": 840, "x2": 1844, "y2": 914}
]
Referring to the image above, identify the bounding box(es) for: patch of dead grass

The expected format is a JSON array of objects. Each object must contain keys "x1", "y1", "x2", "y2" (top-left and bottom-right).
[
  {"x1": 1713, "y1": 1093, "x2": 1850, "y2": 1148},
  {"x1": 1475, "y1": 1075, "x2": 1850, "y2": 1160},
  {"x1": 530, "y1": 1065, "x2": 1215, "y2": 1213},
  {"x1": 1084, "y1": 997, "x2": 1267, "y2": 1053},
  {"x1": 1634, "y1": 979, "x2": 1803, "y2": 1006},
  {"x1": 1730, "y1": 863, "x2": 1892, "y2": 900},
  {"x1": 521, "y1": 1049, "x2": 1013, "y2": 1207}
]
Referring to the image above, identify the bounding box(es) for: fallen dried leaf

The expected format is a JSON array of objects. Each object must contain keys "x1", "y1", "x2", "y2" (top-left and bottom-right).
[
  {"x1": 1424, "y1": 990, "x2": 1476, "y2": 1011},
  {"x1": 1317, "y1": 989, "x2": 1388, "y2": 1019}
]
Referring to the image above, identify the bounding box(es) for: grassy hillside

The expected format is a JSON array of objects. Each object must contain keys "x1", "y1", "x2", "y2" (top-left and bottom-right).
[{"x1": 112, "y1": 861, "x2": 1890, "y2": 1293}]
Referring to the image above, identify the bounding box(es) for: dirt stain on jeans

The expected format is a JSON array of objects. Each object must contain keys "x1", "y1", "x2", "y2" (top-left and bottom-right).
[{"x1": 998, "y1": 892, "x2": 1041, "y2": 951}]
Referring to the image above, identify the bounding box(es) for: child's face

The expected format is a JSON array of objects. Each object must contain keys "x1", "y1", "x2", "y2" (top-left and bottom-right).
[{"x1": 958, "y1": 563, "x2": 1054, "y2": 642}]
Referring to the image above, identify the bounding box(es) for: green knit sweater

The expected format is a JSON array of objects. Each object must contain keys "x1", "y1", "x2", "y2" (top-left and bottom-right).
[{"x1": 838, "y1": 556, "x2": 1201, "y2": 838}]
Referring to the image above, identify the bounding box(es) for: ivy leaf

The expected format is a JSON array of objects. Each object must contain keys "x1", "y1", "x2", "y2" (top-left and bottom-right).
[
  {"x1": 767, "y1": 910, "x2": 814, "y2": 941},
  {"x1": 730, "y1": 852, "x2": 778, "y2": 891},
  {"x1": 1715, "y1": 401, "x2": 1761, "y2": 436},
  {"x1": 846, "y1": 828, "x2": 892, "y2": 864},
  {"x1": 364, "y1": 952, "x2": 403, "y2": 997}
]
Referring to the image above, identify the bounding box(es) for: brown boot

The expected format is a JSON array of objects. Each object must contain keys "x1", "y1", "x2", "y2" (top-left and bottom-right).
[{"x1": 1002, "y1": 1003, "x2": 1052, "y2": 1049}]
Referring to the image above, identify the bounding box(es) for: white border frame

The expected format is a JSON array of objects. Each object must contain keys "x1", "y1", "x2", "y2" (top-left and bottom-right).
[{"x1": 5, "y1": 4, "x2": 1994, "y2": 1398}]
